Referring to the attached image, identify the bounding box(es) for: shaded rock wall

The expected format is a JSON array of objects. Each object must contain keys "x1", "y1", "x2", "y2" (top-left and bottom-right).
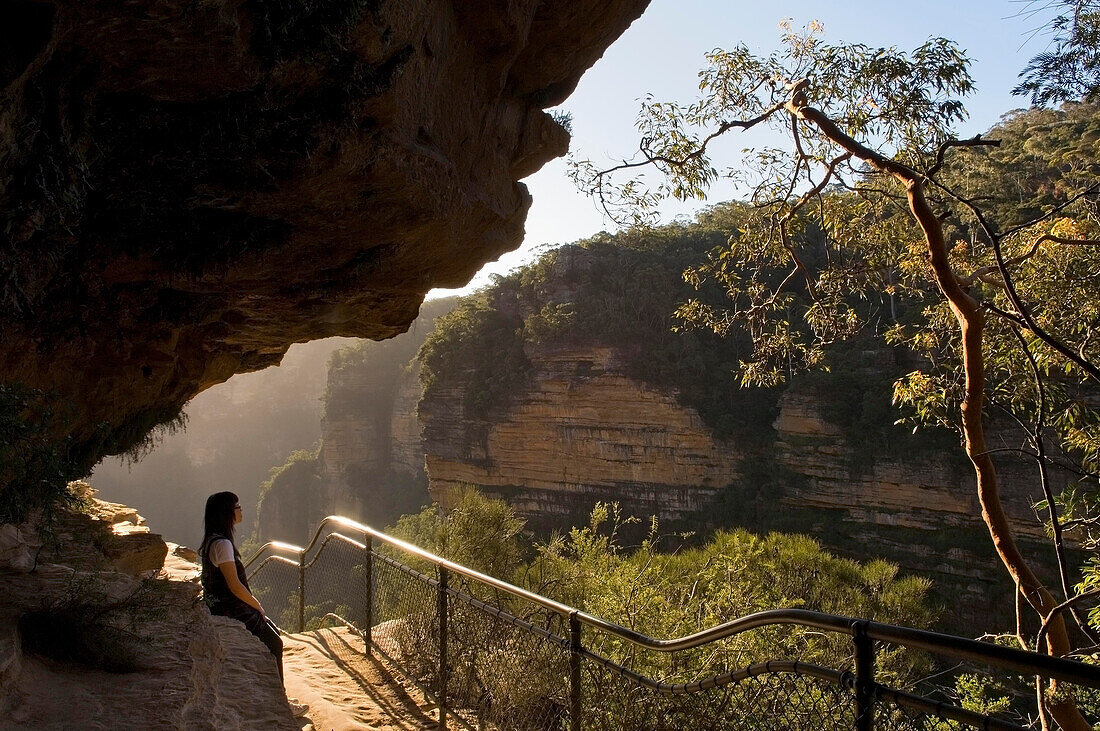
[
  {"x1": 771, "y1": 385, "x2": 1046, "y2": 539},
  {"x1": 0, "y1": 0, "x2": 651, "y2": 509},
  {"x1": 390, "y1": 364, "x2": 427, "y2": 480}
]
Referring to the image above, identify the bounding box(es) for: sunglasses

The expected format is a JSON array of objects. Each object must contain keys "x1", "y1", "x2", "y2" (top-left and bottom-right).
[{"x1": 234, "y1": 504, "x2": 242, "y2": 510}]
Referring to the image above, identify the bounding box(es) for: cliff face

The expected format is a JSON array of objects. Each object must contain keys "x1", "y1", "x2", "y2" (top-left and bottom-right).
[
  {"x1": 424, "y1": 363, "x2": 1050, "y2": 538},
  {"x1": 419, "y1": 344, "x2": 1064, "y2": 626},
  {"x1": 767, "y1": 381, "x2": 1061, "y2": 613},
  {"x1": 389, "y1": 364, "x2": 428, "y2": 481},
  {"x1": 257, "y1": 300, "x2": 453, "y2": 541},
  {"x1": 424, "y1": 347, "x2": 743, "y2": 526},
  {"x1": 313, "y1": 353, "x2": 428, "y2": 524},
  {"x1": 771, "y1": 385, "x2": 1034, "y2": 532},
  {"x1": 318, "y1": 355, "x2": 396, "y2": 515},
  {"x1": 0, "y1": 0, "x2": 651, "y2": 511},
  {"x1": 258, "y1": 361, "x2": 428, "y2": 541}
]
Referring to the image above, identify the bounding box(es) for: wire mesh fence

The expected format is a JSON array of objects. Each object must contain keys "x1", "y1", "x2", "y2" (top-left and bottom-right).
[
  {"x1": 372, "y1": 547, "x2": 441, "y2": 690},
  {"x1": 443, "y1": 578, "x2": 573, "y2": 730},
  {"x1": 302, "y1": 533, "x2": 370, "y2": 630},
  {"x1": 577, "y1": 658, "x2": 856, "y2": 731},
  {"x1": 248, "y1": 555, "x2": 298, "y2": 632},
  {"x1": 245, "y1": 517, "x2": 1100, "y2": 731}
]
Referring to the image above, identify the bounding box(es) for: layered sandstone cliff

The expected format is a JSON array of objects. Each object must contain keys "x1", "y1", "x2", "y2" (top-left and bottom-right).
[
  {"x1": 767, "y1": 380, "x2": 1060, "y2": 616},
  {"x1": 0, "y1": 0, "x2": 651, "y2": 510},
  {"x1": 425, "y1": 347, "x2": 743, "y2": 526},
  {"x1": 417, "y1": 343, "x2": 1062, "y2": 626},
  {"x1": 771, "y1": 384, "x2": 1047, "y2": 541}
]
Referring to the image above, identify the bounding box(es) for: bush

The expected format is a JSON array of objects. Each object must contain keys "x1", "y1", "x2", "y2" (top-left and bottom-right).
[{"x1": 379, "y1": 493, "x2": 938, "y2": 728}]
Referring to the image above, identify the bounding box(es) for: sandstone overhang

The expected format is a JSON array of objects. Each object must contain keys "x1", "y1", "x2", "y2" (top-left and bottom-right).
[{"x1": 0, "y1": 0, "x2": 651, "y2": 512}]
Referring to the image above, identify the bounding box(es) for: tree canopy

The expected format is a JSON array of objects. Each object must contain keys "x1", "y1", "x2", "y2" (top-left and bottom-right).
[
  {"x1": 573, "y1": 20, "x2": 1100, "y2": 729},
  {"x1": 1016, "y1": 0, "x2": 1100, "y2": 105}
]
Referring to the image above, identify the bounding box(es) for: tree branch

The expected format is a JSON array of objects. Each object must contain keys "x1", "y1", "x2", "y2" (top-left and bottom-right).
[
  {"x1": 1037, "y1": 588, "x2": 1100, "y2": 655},
  {"x1": 926, "y1": 134, "x2": 1002, "y2": 178},
  {"x1": 597, "y1": 101, "x2": 789, "y2": 179},
  {"x1": 1010, "y1": 325, "x2": 1100, "y2": 645}
]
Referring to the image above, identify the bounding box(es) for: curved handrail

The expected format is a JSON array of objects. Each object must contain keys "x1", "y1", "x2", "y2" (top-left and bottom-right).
[
  {"x1": 303, "y1": 532, "x2": 367, "y2": 571},
  {"x1": 248, "y1": 554, "x2": 301, "y2": 573},
  {"x1": 247, "y1": 514, "x2": 1100, "y2": 689},
  {"x1": 243, "y1": 540, "x2": 304, "y2": 570}
]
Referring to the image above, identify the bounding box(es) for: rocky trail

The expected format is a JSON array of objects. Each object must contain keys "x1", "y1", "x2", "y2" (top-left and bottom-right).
[
  {"x1": 283, "y1": 627, "x2": 436, "y2": 731},
  {"x1": 0, "y1": 488, "x2": 435, "y2": 730}
]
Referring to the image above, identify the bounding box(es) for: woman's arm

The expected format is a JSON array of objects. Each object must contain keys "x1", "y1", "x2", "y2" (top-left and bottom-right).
[{"x1": 217, "y1": 562, "x2": 265, "y2": 615}]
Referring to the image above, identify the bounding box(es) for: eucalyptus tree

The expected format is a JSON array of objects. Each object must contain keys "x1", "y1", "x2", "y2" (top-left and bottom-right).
[
  {"x1": 1016, "y1": 0, "x2": 1100, "y2": 104},
  {"x1": 573, "y1": 21, "x2": 1100, "y2": 729}
]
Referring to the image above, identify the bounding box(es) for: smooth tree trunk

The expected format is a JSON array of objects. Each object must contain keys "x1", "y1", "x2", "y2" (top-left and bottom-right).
[{"x1": 786, "y1": 93, "x2": 1090, "y2": 730}]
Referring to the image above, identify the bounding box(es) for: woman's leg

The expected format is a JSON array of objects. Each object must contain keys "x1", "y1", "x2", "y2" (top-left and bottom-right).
[
  {"x1": 250, "y1": 619, "x2": 284, "y2": 681},
  {"x1": 217, "y1": 606, "x2": 285, "y2": 682}
]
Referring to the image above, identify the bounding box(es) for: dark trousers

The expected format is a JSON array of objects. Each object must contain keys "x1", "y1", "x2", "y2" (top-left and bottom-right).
[
  {"x1": 249, "y1": 617, "x2": 284, "y2": 681},
  {"x1": 215, "y1": 604, "x2": 284, "y2": 681}
]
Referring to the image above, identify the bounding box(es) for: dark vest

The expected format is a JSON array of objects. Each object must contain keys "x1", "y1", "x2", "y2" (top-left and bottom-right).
[{"x1": 200, "y1": 533, "x2": 252, "y2": 616}]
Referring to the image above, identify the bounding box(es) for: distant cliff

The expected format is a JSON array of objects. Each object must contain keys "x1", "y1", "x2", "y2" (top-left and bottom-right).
[
  {"x1": 259, "y1": 218, "x2": 1071, "y2": 629},
  {"x1": 418, "y1": 334, "x2": 1056, "y2": 625},
  {"x1": 412, "y1": 224, "x2": 1073, "y2": 629},
  {"x1": 256, "y1": 299, "x2": 456, "y2": 542},
  {"x1": 422, "y1": 345, "x2": 741, "y2": 523}
]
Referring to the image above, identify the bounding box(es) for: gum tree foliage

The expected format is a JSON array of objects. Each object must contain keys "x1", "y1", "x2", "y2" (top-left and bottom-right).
[
  {"x1": 573, "y1": 21, "x2": 1100, "y2": 729},
  {"x1": 1016, "y1": 0, "x2": 1100, "y2": 105}
]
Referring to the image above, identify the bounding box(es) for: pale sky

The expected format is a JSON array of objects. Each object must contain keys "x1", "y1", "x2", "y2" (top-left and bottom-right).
[{"x1": 429, "y1": 0, "x2": 1057, "y2": 298}]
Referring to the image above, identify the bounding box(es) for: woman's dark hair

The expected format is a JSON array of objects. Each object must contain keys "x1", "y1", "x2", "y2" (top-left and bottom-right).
[{"x1": 203, "y1": 491, "x2": 239, "y2": 546}]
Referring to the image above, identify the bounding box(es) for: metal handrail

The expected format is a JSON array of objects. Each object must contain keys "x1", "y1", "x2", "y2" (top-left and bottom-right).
[
  {"x1": 246, "y1": 514, "x2": 1100, "y2": 690},
  {"x1": 303, "y1": 532, "x2": 366, "y2": 571},
  {"x1": 247, "y1": 554, "x2": 300, "y2": 573},
  {"x1": 243, "y1": 540, "x2": 304, "y2": 570}
]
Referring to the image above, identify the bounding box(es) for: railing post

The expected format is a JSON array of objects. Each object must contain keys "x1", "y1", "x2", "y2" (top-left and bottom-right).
[
  {"x1": 438, "y1": 565, "x2": 449, "y2": 731},
  {"x1": 852, "y1": 620, "x2": 875, "y2": 731},
  {"x1": 569, "y1": 612, "x2": 583, "y2": 731},
  {"x1": 364, "y1": 535, "x2": 373, "y2": 656},
  {"x1": 297, "y1": 549, "x2": 306, "y2": 633}
]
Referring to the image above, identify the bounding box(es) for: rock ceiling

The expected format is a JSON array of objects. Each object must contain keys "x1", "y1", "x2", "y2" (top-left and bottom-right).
[{"x1": 0, "y1": 0, "x2": 651, "y2": 503}]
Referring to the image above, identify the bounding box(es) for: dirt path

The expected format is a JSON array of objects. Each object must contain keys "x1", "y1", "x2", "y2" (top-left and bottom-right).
[{"x1": 283, "y1": 627, "x2": 438, "y2": 731}]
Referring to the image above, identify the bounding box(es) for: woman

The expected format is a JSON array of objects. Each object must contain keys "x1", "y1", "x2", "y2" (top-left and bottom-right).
[{"x1": 200, "y1": 491, "x2": 308, "y2": 718}]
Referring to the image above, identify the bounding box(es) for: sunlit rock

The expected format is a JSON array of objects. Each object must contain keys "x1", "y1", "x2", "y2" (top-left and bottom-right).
[{"x1": 0, "y1": 498, "x2": 295, "y2": 727}]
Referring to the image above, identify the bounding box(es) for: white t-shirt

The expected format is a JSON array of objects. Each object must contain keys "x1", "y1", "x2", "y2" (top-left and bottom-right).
[{"x1": 208, "y1": 538, "x2": 235, "y2": 567}]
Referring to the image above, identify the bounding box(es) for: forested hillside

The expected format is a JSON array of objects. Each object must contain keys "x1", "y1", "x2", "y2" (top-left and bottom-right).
[{"x1": 256, "y1": 103, "x2": 1100, "y2": 634}]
